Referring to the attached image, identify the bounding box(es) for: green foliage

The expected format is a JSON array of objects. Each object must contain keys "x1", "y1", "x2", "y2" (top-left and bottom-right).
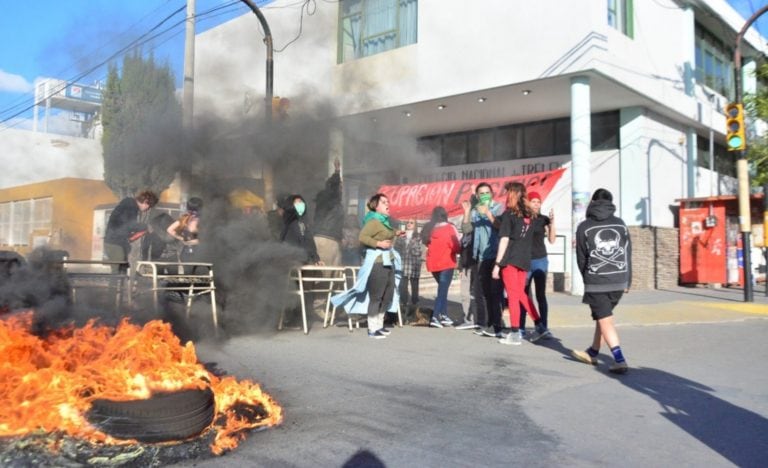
[
  {"x1": 744, "y1": 63, "x2": 768, "y2": 186},
  {"x1": 101, "y1": 51, "x2": 182, "y2": 198}
]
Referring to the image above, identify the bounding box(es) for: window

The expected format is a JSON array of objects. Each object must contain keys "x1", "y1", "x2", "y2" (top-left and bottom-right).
[
  {"x1": 523, "y1": 122, "x2": 555, "y2": 157},
  {"x1": 467, "y1": 131, "x2": 494, "y2": 163},
  {"x1": 494, "y1": 127, "x2": 518, "y2": 161},
  {"x1": 694, "y1": 23, "x2": 734, "y2": 99},
  {"x1": 338, "y1": 0, "x2": 418, "y2": 63},
  {"x1": 419, "y1": 112, "x2": 620, "y2": 167},
  {"x1": 442, "y1": 134, "x2": 467, "y2": 166},
  {"x1": 592, "y1": 111, "x2": 620, "y2": 150},
  {"x1": 0, "y1": 198, "x2": 53, "y2": 246},
  {"x1": 696, "y1": 136, "x2": 735, "y2": 177},
  {"x1": 608, "y1": 0, "x2": 634, "y2": 38}
]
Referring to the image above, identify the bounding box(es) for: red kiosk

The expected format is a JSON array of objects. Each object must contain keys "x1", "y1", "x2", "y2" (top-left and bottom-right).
[{"x1": 678, "y1": 194, "x2": 765, "y2": 286}]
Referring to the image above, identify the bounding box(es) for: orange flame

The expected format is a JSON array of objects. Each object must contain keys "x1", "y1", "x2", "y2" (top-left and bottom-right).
[{"x1": 0, "y1": 312, "x2": 283, "y2": 454}]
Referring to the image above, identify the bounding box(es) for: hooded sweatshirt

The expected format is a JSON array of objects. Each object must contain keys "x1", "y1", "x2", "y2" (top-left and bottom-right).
[
  {"x1": 576, "y1": 199, "x2": 632, "y2": 292},
  {"x1": 281, "y1": 202, "x2": 320, "y2": 264}
]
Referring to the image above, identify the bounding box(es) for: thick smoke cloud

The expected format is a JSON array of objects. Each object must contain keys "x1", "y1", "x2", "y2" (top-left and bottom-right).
[{"x1": 2, "y1": 89, "x2": 437, "y2": 342}]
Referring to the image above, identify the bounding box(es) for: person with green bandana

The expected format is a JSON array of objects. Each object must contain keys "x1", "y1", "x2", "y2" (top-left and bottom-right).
[
  {"x1": 461, "y1": 182, "x2": 504, "y2": 337},
  {"x1": 280, "y1": 194, "x2": 321, "y2": 265},
  {"x1": 331, "y1": 193, "x2": 402, "y2": 339}
]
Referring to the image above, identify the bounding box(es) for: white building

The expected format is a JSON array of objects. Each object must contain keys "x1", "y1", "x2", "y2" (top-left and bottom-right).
[{"x1": 193, "y1": 0, "x2": 767, "y2": 290}]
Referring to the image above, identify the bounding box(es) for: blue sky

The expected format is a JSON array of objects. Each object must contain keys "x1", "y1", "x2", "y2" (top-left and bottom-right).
[
  {"x1": 0, "y1": 0, "x2": 274, "y2": 132},
  {"x1": 0, "y1": 0, "x2": 765, "y2": 133}
]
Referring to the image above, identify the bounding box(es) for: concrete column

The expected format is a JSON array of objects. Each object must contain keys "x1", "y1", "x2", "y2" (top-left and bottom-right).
[{"x1": 570, "y1": 76, "x2": 591, "y2": 296}]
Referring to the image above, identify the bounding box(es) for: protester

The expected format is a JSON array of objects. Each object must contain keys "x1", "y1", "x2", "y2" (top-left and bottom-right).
[
  {"x1": 313, "y1": 158, "x2": 345, "y2": 267},
  {"x1": 167, "y1": 197, "x2": 204, "y2": 263},
  {"x1": 280, "y1": 194, "x2": 321, "y2": 265},
  {"x1": 142, "y1": 211, "x2": 176, "y2": 262},
  {"x1": 394, "y1": 218, "x2": 423, "y2": 309},
  {"x1": 422, "y1": 207, "x2": 460, "y2": 328},
  {"x1": 104, "y1": 190, "x2": 158, "y2": 273},
  {"x1": 519, "y1": 191, "x2": 556, "y2": 337},
  {"x1": 571, "y1": 188, "x2": 632, "y2": 374},
  {"x1": 331, "y1": 193, "x2": 401, "y2": 339},
  {"x1": 461, "y1": 182, "x2": 504, "y2": 337},
  {"x1": 493, "y1": 182, "x2": 548, "y2": 346}
]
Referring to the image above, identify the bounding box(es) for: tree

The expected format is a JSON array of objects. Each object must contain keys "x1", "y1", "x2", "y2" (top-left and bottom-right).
[
  {"x1": 745, "y1": 63, "x2": 768, "y2": 187},
  {"x1": 101, "y1": 51, "x2": 182, "y2": 198}
]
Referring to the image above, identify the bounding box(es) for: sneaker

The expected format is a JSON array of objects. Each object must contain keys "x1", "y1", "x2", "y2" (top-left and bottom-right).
[
  {"x1": 429, "y1": 317, "x2": 444, "y2": 328},
  {"x1": 609, "y1": 361, "x2": 629, "y2": 374},
  {"x1": 481, "y1": 326, "x2": 500, "y2": 338},
  {"x1": 571, "y1": 349, "x2": 598, "y2": 365},
  {"x1": 529, "y1": 328, "x2": 551, "y2": 343},
  {"x1": 368, "y1": 330, "x2": 387, "y2": 339},
  {"x1": 498, "y1": 331, "x2": 523, "y2": 345},
  {"x1": 439, "y1": 315, "x2": 454, "y2": 326},
  {"x1": 455, "y1": 321, "x2": 479, "y2": 330},
  {"x1": 378, "y1": 328, "x2": 391, "y2": 336}
]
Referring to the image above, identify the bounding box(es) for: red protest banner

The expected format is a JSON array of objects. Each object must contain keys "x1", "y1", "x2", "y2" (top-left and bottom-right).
[{"x1": 378, "y1": 167, "x2": 565, "y2": 220}]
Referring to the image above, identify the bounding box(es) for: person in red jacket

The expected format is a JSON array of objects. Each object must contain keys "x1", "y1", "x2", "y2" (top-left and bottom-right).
[{"x1": 422, "y1": 206, "x2": 460, "y2": 328}]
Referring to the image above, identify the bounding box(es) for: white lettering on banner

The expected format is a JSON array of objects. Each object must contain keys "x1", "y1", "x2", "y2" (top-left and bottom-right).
[{"x1": 407, "y1": 155, "x2": 570, "y2": 183}]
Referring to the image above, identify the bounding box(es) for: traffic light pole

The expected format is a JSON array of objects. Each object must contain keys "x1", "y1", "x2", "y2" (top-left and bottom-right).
[{"x1": 732, "y1": 4, "x2": 768, "y2": 302}]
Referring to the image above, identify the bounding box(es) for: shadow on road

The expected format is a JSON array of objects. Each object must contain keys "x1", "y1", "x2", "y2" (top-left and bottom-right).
[
  {"x1": 342, "y1": 449, "x2": 386, "y2": 468},
  {"x1": 616, "y1": 366, "x2": 768, "y2": 466}
]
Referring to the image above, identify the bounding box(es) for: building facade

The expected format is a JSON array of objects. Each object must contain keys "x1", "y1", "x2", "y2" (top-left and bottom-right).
[
  {"x1": 0, "y1": 178, "x2": 117, "y2": 259},
  {"x1": 193, "y1": 0, "x2": 767, "y2": 290}
]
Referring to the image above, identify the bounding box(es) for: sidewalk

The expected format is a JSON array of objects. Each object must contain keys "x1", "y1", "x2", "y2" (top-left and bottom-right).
[{"x1": 419, "y1": 281, "x2": 768, "y2": 329}]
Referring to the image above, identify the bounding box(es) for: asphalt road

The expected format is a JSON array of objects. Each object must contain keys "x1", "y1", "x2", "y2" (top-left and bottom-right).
[{"x1": 172, "y1": 287, "x2": 768, "y2": 468}]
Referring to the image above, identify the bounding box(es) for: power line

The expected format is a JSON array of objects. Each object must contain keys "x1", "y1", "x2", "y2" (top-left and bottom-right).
[
  {"x1": 0, "y1": 0, "x2": 188, "y2": 121},
  {"x1": 0, "y1": 1, "x2": 245, "y2": 129}
]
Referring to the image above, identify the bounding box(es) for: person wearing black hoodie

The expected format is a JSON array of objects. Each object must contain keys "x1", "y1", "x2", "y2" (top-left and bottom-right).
[
  {"x1": 571, "y1": 188, "x2": 632, "y2": 374},
  {"x1": 281, "y1": 194, "x2": 321, "y2": 265},
  {"x1": 313, "y1": 158, "x2": 345, "y2": 267}
]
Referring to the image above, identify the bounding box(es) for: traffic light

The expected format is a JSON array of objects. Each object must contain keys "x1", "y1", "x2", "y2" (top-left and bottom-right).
[{"x1": 725, "y1": 103, "x2": 746, "y2": 151}]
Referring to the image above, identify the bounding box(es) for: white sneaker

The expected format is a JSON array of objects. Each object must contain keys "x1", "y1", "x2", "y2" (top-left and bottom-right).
[
  {"x1": 498, "y1": 331, "x2": 523, "y2": 346},
  {"x1": 429, "y1": 317, "x2": 444, "y2": 328},
  {"x1": 455, "y1": 321, "x2": 479, "y2": 330},
  {"x1": 439, "y1": 315, "x2": 454, "y2": 326}
]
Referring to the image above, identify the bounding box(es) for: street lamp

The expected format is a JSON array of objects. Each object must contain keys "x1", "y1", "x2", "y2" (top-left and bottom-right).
[{"x1": 239, "y1": 0, "x2": 275, "y2": 208}]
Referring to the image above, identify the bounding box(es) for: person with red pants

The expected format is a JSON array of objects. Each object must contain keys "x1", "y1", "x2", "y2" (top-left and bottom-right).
[{"x1": 492, "y1": 182, "x2": 550, "y2": 345}]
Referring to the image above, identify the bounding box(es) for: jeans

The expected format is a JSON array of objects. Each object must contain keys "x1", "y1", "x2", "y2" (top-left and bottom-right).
[
  {"x1": 521, "y1": 256, "x2": 548, "y2": 329},
  {"x1": 431, "y1": 269, "x2": 454, "y2": 317}
]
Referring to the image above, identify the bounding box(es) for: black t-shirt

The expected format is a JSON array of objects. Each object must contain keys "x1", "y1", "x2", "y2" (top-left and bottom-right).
[
  {"x1": 498, "y1": 211, "x2": 534, "y2": 270},
  {"x1": 530, "y1": 215, "x2": 551, "y2": 259}
]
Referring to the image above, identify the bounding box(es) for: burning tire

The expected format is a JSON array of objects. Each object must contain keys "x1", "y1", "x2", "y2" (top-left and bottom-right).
[{"x1": 86, "y1": 387, "x2": 216, "y2": 443}]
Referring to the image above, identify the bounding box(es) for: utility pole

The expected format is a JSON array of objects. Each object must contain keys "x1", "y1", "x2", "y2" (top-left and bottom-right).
[
  {"x1": 240, "y1": 0, "x2": 275, "y2": 210},
  {"x1": 183, "y1": 0, "x2": 195, "y2": 131},
  {"x1": 178, "y1": 0, "x2": 196, "y2": 207},
  {"x1": 733, "y1": 4, "x2": 768, "y2": 302}
]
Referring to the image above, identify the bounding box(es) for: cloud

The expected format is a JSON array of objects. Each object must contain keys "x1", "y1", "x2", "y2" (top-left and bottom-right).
[{"x1": 0, "y1": 69, "x2": 33, "y2": 93}]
